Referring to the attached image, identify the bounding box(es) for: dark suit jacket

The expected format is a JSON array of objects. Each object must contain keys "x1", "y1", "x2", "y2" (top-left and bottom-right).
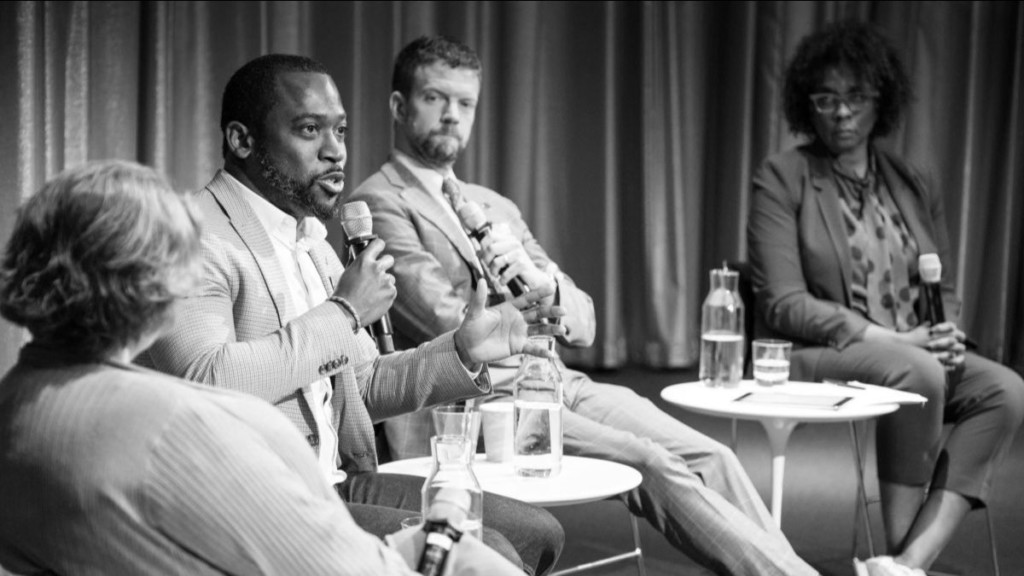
[{"x1": 747, "y1": 142, "x2": 960, "y2": 350}]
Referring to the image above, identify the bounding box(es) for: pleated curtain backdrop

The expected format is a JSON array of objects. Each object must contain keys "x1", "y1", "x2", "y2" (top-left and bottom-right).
[{"x1": 1, "y1": 1, "x2": 1022, "y2": 375}]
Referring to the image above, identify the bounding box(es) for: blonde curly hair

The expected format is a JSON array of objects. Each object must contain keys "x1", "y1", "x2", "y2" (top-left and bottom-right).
[{"x1": 0, "y1": 160, "x2": 202, "y2": 358}]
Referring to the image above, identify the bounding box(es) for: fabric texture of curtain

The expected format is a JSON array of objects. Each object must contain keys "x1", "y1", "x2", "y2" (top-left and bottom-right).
[{"x1": 2, "y1": 1, "x2": 1022, "y2": 376}]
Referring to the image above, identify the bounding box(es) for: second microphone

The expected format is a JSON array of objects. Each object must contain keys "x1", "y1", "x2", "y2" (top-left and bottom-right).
[{"x1": 457, "y1": 201, "x2": 530, "y2": 297}]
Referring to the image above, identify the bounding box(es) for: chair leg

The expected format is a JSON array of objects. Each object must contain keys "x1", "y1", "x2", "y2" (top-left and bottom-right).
[
  {"x1": 629, "y1": 513, "x2": 647, "y2": 576},
  {"x1": 849, "y1": 421, "x2": 876, "y2": 558},
  {"x1": 730, "y1": 418, "x2": 738, "y2": 453},
  {"x1": 984, "y1": 506, "x2": 999, "y2": 576}
]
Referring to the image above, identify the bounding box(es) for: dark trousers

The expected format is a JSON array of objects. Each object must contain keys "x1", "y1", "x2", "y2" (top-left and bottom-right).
[{"x1": 793, "y1": 346, "x2": 1024, "y2": 504}]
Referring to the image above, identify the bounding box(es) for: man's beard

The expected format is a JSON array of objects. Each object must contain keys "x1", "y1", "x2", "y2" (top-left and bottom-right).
[
  {"x1": 254, "y1": 145, "x2": 341, "y2": 221},
  {"x1": 412, "y1": 129, "x2": 463, "y2": 168}
]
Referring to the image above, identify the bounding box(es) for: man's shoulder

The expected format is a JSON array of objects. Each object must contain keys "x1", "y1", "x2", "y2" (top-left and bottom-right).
[
  {"x1": 351, "y1": 163, "x2": 400, "y2": 198},
  {"x1": 462, "y1": 183, "x2": 509, "y2": 202},
  {"x1": 461, "y1": 184, "x2": 521, "y2": 218}
]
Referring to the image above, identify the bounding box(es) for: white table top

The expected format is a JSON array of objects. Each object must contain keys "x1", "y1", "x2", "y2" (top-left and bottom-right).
[
  {"x1": 378, "y1": 455, "x2": 642, "y2": 507},
  {"x1": 660, "y1": 380, "x2": 916, "y2": 423}
]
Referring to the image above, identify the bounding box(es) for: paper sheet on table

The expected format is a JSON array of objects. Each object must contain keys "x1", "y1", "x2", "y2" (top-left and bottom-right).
[
  {"x1": 734, "y1": 391, "x2": 853, "y2": 410},
  {"x1": 817, "y1": 381, "x2": 928, "y2": 406}
]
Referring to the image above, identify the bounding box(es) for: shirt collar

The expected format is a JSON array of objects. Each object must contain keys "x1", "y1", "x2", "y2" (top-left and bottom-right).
[
  {"x1": 393, "y1": 149, "x2": 456, "y2": 199},
  {"x1": 225, "y1": 171, "x2": 326, "y2": 249},
  {"x1": 832, "y1": 150, "x2": 877, "y2": 188}
]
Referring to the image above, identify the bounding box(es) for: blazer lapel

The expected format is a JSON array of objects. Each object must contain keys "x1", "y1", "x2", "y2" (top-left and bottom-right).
[
  {"x1": 807, "y1": 150, "x2": 855, "y2": 303},
  {"x1": 876, "y1": 152, "x2": 937, "y2": 256},
  {"x1": 306, "y1": 241, "x2": 338, "y2": 294},
  {"x1": 206, "y1": 170, "x2": 292, "y2": 327},
  {"x1": 384, "y1": 160, "x2": 484, "y2": 276},
  {"x1": 305, "y1": 236, "x2": 378, "y2": 472}
]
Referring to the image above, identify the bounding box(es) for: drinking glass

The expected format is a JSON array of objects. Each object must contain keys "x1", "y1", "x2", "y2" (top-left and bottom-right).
[{"x1": 753, "y1": 339, "x2": 791, "y2": 386}]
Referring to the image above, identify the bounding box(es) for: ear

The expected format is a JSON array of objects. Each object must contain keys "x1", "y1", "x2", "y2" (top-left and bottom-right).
[
  {"x1": 389, "y1": 91, "x2": 406, "y2": 122},
  {"x1": 224, "y1": 121, "x2": 255, "y2": 160}
]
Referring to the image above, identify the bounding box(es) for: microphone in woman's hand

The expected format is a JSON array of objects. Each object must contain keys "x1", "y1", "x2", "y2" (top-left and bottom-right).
[{"x1": 918, "y1": 253, "x2": 945, "y2": 325}]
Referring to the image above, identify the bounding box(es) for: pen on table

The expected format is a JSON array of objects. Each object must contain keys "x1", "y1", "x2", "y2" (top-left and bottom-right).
[{"x1": 823, "y1": 378, "x2": 865, "y2": 390}]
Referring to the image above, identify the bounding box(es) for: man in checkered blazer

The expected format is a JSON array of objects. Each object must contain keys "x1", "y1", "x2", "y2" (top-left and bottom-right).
[{"x1": 142, "y1": 53, "x2": 565, "y2": 575}]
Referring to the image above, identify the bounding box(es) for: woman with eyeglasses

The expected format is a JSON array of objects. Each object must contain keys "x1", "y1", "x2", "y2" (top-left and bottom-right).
[{"x1": 747, "y1": 20, "x2": 1024, "y2": 576}]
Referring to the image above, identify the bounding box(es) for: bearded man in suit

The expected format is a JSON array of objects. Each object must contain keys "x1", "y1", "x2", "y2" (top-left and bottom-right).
[{"x1": 349, "y1": 35, "x2": 819, "y2": 576}]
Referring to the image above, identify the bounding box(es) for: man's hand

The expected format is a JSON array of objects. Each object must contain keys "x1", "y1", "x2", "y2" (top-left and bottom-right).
[
  {"x1": 333, "y1": 239, "x2": 396, "y2": 325},
  {"x1": 454, "y1": 280, "x2": 566, "y2": 369},
  {"x1": 479, "y1": 223, "x2": 556, "y2": 299}
]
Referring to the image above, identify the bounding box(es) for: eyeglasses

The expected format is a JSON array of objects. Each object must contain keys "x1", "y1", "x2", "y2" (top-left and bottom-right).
[{"x1": 809, "y1": 92, "x2": 879, "y2": 115}]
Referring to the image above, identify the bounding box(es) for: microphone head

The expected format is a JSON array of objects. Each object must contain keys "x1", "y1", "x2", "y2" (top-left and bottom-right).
[
  {"x1": 457, "y1": 201, "x2": 488, "y2": 231},
  {"x1": 918, "y1": 253, "x2": 942, "y2": 283},
  {"x1": 426, "y1": 487, "x2": 470, "y2": 526},
  {"x1": 341, "y1": 201, "x2": 373, "y2": 240}
]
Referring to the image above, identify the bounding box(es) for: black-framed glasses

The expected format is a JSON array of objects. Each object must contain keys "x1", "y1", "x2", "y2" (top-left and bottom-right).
[{"x1": 809, "y1": 92, "x2": 879, "y2": 115}]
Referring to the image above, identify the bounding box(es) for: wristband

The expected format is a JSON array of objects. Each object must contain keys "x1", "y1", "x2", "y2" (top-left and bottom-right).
[{"x1": 329, "y1": 296, "x2": 361, "y2": 334}]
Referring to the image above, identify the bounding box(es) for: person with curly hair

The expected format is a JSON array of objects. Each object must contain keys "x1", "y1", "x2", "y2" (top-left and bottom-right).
[
  {"x1": 0, "y1": 160, "x2": 525, "y2": 575},
  {"x1": 747, "y1": 20, "x2": 1024, "y2": 576}
]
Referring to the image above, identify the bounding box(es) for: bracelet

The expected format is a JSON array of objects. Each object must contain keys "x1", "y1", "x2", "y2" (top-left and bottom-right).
[{"x1": 328, "y1": 296, "x2": 362, "y2": 334}]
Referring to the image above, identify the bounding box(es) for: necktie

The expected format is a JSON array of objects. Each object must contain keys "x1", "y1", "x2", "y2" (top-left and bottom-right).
[
  {"x1": 442, "y1": 177, "x2": 507, "y2": 304},
  {"x1": 442, "y1": 177, "x2": 466, "y2": 213}
]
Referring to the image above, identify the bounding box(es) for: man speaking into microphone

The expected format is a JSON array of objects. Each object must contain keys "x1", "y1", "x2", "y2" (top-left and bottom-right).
[{"x1": 142, "y1": 53, "x2": 566, "y2": 575}]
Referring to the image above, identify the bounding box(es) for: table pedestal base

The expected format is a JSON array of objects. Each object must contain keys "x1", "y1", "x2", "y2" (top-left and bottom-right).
[{"x1": 761, "y1": 418, "x2": 799, "y2": 528}]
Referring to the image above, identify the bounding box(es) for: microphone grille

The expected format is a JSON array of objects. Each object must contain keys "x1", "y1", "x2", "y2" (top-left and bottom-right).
[
  {"x1": 340, "y1": 201, "x2": 373, "y2": 240},
  {"x1": 457, "y1": 201, "x2": 487, "y2": 231},
  {"x1": 918, "y1": 253, "x2": 942, "y2": 283}
]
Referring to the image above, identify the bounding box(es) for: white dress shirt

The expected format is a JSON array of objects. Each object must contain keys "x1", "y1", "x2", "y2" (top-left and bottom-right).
[{"x1": 229, "y1": 173, "x2": 345, "y2": 485}]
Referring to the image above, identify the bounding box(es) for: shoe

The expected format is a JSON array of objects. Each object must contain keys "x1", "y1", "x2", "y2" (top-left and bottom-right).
[
  {"x1": 863, "y1": 556, "x2": 927, "y2": 576},
  {"x1": 852, "y1": 557, "x2": 869, "y2": 576}
]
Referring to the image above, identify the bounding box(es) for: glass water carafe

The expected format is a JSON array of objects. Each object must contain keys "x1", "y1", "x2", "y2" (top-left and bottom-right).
[
  {"x1": 421, "y1": 436, "x2": 483, "y2": 539},
  {"x1": 699, "y1": 265, "x2": 745, "y2": 388},
  {"x1": 512, "y1": 335, "x2": 563, "y2": 478}
]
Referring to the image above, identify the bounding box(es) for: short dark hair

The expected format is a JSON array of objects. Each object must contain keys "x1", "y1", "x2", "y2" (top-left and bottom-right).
[
  {"x1": 0, "y1": 160, "x2": 202, "y2": 358},
  {"x1": 783, "y1": 20, "x2": 913, "y2": 139},
  {"x1": 391, "y1": 36, "x2": 482, "y2": 98},
  {"x1": 220, "y1": 54, "x2": 330, "y2": 157}
]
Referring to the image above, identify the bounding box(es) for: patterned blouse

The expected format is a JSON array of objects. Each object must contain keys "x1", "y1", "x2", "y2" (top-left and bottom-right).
[{"x1": 833, "y1": 153, "x2": 921, "y2": 331}]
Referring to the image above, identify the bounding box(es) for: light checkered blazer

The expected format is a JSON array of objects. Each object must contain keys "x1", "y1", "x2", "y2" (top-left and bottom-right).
[
  {"x1": 142, "y1": 170, "x2": 490, "y2": 474},
  {"x1": 349, "y1": 158, "x2": 596, "y2": 459}
]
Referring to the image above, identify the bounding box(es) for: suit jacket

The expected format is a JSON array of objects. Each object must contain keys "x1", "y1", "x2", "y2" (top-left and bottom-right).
[
  {"x1": 0, "y1": 344, "x2": 418, "y2": 575},
  {"x1": 142, "y1": 170, "x2": 489, "y2": 474},
  {"x1": 747, "y1": 141, "x2": 961, "y2": 350},
  {"x1": 349, "y1": 157, "x2": 596, "y2": 458}
]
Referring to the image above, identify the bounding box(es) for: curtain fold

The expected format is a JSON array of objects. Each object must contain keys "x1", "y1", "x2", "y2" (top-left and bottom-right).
[{"x1": 2, "y1": 1, "x2": 1023, "y2": 376}]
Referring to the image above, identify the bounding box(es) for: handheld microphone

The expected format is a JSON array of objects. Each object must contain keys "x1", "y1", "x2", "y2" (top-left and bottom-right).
[
  {"x1": 417, "y1": 488, "x2": 471, "y2": 576},
  {"x1": 918, "y1": 253, "x2": 945, "y2": 325},
  {"x1": 456, "y1": 201, "x2": 529, "y2": 297},
  {"x1": 340, "y1": 201, "x2": 395, "y2": 354}
]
